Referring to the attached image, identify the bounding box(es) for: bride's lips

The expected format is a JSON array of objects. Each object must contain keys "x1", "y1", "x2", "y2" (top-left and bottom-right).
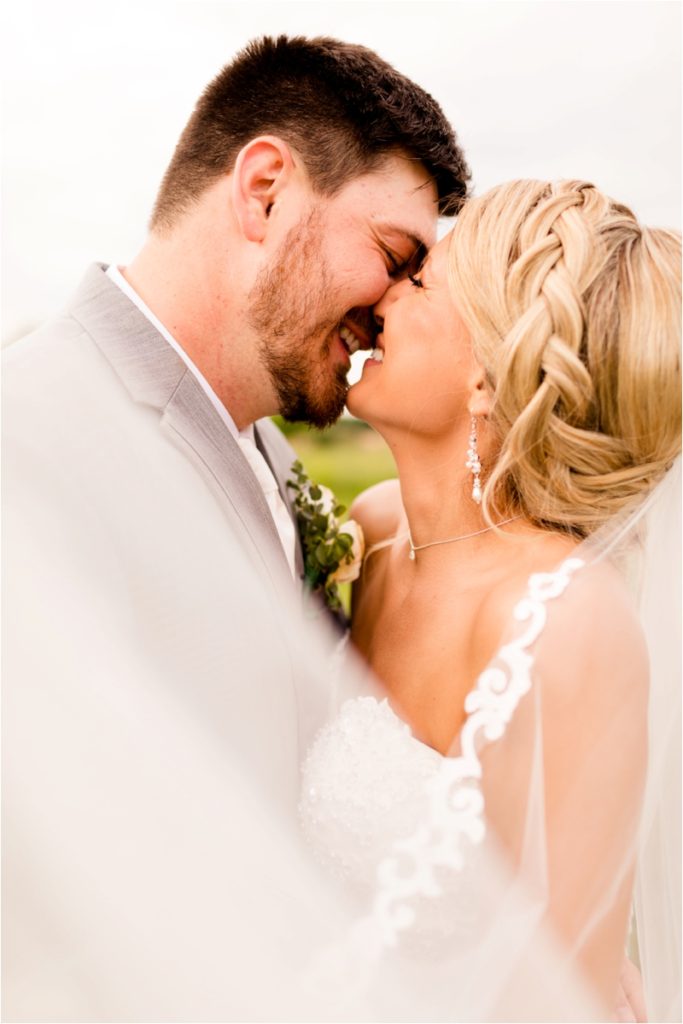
[{"x1": 362, "y1": 332, "x2": 385, "y2": 369}]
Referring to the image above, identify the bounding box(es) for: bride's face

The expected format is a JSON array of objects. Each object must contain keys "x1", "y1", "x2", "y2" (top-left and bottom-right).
[{"x1": 346, "y1": 233, "x2": 477, "y2": 435}]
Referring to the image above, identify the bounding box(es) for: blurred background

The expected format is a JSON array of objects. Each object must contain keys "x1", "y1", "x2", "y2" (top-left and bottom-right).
[{"x1": 2, "y1": 0, "x2": 681, "y2": 507}]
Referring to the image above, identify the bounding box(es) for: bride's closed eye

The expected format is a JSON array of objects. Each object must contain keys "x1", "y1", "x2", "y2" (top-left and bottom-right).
[{"x1": 408, "y1": 273, "x2": 423, "y2": 289}]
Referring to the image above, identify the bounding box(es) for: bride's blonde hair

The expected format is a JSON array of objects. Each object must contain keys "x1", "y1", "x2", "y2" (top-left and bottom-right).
[{"x1": 449, "y1": 179, "x2": 682, "y2": 536}]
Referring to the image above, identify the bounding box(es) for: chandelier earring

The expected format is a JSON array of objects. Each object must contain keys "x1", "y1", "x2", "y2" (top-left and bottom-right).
[{"x1": 466, "y1": 415, "x2": 482, "y2": 504}]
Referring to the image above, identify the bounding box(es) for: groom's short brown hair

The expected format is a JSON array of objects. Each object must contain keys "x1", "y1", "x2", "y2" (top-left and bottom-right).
[{"x1": 150, "y1": 34, "x2": 470, "y2": 230}]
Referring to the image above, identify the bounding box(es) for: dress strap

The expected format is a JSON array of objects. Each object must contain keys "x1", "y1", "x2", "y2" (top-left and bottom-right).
[{"x1": 362, "y1": 531, "x2": 408, "y2": 567}]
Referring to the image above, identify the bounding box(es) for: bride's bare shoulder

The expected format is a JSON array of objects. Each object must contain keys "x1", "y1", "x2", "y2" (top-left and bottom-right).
[
  {"x1": 532, "y1": 553, "x2": 650, "y2": 714},
  {"x1": 348, "y1": 478, "x2": 404, "y2": 549},
  {"x1": 477, "y1": 532, "x2": 648, "y2": 699}
]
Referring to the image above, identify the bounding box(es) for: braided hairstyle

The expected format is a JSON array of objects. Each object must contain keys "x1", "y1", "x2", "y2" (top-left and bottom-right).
[{"x1": 449, "y1": 180, "x2": 681, "y2": 537}]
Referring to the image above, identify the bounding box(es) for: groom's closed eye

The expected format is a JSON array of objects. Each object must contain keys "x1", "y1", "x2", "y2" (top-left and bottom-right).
[
  {"x1": 387, "y1": 242, "x2": 428, "y2": 282},
  {"x1": 375, "y1": 222, "x2": 429, "y2": 280}
]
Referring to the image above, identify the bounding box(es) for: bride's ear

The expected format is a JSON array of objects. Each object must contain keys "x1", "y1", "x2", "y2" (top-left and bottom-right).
[
  {"x1": 467, "y1": 364, "x2": 493, "y2": 418},
  {"x1": 231, "y1": 136, "x2": 295, "y2": 243}
]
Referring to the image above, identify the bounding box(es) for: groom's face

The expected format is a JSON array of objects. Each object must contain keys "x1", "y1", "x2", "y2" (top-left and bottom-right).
[{"x1": 247, "y1": 154, "x2": 438, "y2": 427}]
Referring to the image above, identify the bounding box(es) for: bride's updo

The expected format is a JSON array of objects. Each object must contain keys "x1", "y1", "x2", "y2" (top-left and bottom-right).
[{"x1": 449, "y1": 179, "x2": 682, "y2": 536}]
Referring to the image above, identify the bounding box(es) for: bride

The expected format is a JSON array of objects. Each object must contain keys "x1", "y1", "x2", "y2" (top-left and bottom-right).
[{"x1": 300, "y1": 180, "x2": 681, "y2": 1021}]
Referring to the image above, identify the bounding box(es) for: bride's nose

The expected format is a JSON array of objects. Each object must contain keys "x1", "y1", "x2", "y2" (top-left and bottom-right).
[{"x1": 373, "y1": 276, "x2": 410, "y2": 322}]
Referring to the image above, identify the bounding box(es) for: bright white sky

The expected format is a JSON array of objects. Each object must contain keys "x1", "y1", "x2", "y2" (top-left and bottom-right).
[{"x1": 1, "y1": 0, "x2": 680, "y2": 343}]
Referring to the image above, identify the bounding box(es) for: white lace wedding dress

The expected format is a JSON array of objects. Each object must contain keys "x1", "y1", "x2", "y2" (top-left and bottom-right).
[
  {"x1": 299, "y1": 557, "x2": 585, "y2": 939},
  {"x1": 301, "y1": 692, "x2": 443, "y2": 901},
  {"x1": 297, "y1": 481, "x2": 682, "y2": 1024}
]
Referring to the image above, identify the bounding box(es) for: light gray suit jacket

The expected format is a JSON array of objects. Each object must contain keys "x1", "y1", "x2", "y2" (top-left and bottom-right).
[
  {"x1": 3, "y1": 262, "x2": 339, "y2": 1019},
  {"x1": 80, "y1": 264, "x2": 305, "y2": 593}
]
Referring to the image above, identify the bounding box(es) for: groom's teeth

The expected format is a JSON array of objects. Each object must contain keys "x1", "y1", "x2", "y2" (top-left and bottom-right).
[{"x1": 339, "y1": 325, "x2": 361, "y2": 354}]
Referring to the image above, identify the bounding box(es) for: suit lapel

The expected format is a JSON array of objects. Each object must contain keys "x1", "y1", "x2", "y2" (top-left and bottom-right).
[
  {"x1": 72, "y1": 263, "x2": 295, "y2": 598},
  {"x1": 161, "y1": 375, "x2": 294, "y2": 593}
]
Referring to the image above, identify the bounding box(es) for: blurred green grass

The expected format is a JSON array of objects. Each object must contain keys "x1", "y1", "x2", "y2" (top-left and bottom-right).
[{"x1": 274, "y1": 415, "x2": 397, "y2": 513}]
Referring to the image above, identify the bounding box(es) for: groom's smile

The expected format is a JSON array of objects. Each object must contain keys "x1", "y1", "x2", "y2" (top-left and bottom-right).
[{"x1": 337, "y1": 310, "x2": 376, "y2": 365}]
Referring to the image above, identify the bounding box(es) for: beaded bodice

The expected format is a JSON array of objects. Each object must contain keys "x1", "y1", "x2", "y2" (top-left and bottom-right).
[{"x1": 300, "y1": 695, "x2": 442, "y2": 899}]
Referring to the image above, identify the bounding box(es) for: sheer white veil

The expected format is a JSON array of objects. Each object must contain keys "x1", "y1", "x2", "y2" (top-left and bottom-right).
[
  {"x1": 573, "y1": 455, "x2": 681, "y2": 1019},
  {"x1": 632, "y1": 456, "x2": 681, "y2": 1022},
  {"x1": 4, "y1": 441, "x2": 679, "y2": 1021}
]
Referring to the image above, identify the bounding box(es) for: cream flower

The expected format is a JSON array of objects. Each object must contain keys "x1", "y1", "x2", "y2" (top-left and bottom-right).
[
  {"x1": 329, "y1": 520, "x2": 365, "y2": 584},
  {"x1": 310, "y1": 483, "x2": 338, "y2": 519}
]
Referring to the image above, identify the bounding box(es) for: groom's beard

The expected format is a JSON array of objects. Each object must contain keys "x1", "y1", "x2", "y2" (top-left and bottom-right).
[{"x1": 248, "y1": 209, "x2": 349, "y2": 428}]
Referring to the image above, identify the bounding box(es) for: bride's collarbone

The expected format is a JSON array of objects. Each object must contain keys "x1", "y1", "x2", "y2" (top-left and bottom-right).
[
  {"x1": 378, "y1": 526, "x2": 580, "y2": 615},
  {"x1": 378, "y1": 548, "x2": 513, "y2": 621},
  {"x1": 354, "y1": 527, "x2": 581, "y2": 671},
  {"x1": 356, "y1": 546, "x2": 507, "y2": 655}
]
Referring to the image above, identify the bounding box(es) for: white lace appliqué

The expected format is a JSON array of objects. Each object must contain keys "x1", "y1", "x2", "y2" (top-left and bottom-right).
[{"x1": 302, "y1": 556, "x2": 585, "y2": 989}]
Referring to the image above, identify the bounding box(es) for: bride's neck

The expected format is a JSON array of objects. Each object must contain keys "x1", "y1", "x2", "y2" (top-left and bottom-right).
[{"x1": 389, "y1": 430, "x2": 488, "y2": 554}]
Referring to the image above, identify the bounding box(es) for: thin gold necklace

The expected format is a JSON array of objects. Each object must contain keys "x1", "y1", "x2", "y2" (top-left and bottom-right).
[{"x1": 408, "y1": 516, "x2": 522, "y2": 560}]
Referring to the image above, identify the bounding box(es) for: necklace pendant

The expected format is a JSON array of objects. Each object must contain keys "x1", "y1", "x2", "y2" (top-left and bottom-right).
[{"x1": 409, "y1": 547, "x2": 416, "y2": 561}]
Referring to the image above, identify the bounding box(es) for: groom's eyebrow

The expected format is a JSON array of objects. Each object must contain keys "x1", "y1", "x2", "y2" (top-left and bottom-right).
[{"x1": 378, "y1": 225, "x2": 429, "y2": 252}]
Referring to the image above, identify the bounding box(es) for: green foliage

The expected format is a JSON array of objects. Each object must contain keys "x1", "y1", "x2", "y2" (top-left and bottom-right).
[{"x1": 287, "y1": 460, "x2": 354, "y2": 613}]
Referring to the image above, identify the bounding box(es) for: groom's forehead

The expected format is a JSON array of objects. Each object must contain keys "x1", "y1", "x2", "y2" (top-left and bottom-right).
[{"x1": 321, "y1": 162, "x2": 439, "y2": 245}]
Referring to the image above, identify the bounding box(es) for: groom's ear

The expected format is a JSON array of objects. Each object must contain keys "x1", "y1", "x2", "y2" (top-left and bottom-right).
[{"x1": 231, "y1": 137, "x2": 295, "y2": 243}]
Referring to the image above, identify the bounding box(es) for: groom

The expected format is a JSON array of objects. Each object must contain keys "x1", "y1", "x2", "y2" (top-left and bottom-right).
[{"x1": 3, "y1": 35, "x2": 468, "y2": 1020}]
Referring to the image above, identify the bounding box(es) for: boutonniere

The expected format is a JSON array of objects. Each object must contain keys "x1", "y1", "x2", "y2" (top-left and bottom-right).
[{"x1": 287, "y1": 460, "x2": 365, "y2": 612}]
